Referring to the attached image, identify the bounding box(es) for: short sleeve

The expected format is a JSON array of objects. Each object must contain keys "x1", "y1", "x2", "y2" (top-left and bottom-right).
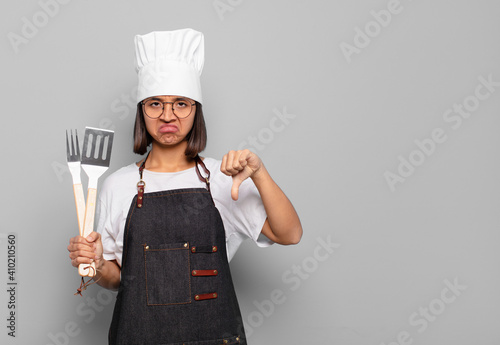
[
  {"x1": 208, "y1": 159, "x2": 273, "y2": 261},
  {"x1": 95, "y1": 173, "x2": 129, "y2": 266}
]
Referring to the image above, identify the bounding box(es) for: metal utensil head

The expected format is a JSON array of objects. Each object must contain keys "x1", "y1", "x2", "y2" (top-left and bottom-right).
[
  {"x1": 66, "y1": 129, "x2": 81, "y2": 163},
  {"x1": 81, "y1": 127, "x2": 114, "y2": 167}
]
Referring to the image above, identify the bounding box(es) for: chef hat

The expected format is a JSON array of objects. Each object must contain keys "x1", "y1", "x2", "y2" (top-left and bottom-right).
[{"x1": 134, "y1": 29, "x2": 204, "y2": 104}]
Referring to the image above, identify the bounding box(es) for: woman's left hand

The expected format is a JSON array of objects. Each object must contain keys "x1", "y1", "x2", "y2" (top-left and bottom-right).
[{"x1": 221, "y1": 149, "x2": 263, "y2": 200}]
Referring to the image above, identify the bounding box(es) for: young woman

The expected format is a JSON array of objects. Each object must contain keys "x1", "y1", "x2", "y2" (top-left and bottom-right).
[{"x1": 67, "y1": 29, "x2": 302, "y2": 345}]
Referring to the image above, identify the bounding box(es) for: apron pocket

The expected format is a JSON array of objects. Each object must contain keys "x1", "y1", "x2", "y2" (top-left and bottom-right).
[
  {"x1": 143, "y1": 242, "x2": 191, "y2": 306},
  {"x1": 168, "y1": 335, "x2": 241, "y2": 345}
]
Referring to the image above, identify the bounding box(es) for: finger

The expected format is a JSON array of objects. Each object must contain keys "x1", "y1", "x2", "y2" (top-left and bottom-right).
[
  {"x1": 71, "y1": 257, "x2": 93, "y2": 267},
  {"x1": 228, "y1": 151, "x2": 247, "y2": 175},
  {"x1": 68, "y1": 240, "x2": 99, "y2": 259},
  {"x1": 238, "y1": 151, "x2": 253, "y2": 173},
  {"x1": 225, "y1": 150, "x2": 238, "y2": 174},
  {"x1": 68, "y1": 243, "x2": 98, "y2": 257},
  {"x1": 69, "y1": 249, "x2": 98, "y2": 265},
  {"x1": 239, "y1": 153, "x2": 248, "y2": 168},
  {"x1": 68, "y1": 241, "x2": 93, "y2": 253},
  {"x1": 238, "y1": 149, "x2": 250, "y2": 163},
  {"x1": 69, "y1": 235, "x2": 90, "y2": 245},
  {"x1": 231, "y1": 176, "x2": 243, "y2": 201},
  {"x1": 221, "y1": 153, "x2": 229, "y2": 175},
  {"x1": 231, "y1": 150, "x2": 245, "y2": 172},
  {"x1": 69, "y1": 236, "x2": 97, "y2": 253},
  {"x1": 71, "y1": 256, "x2": 96, "y2": 267}
]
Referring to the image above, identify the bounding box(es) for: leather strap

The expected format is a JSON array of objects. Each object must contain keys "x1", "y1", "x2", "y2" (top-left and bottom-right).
[
  {"x1": 137, "y1": 151, "x2": 150, "y2": 208},
  {"x1": 191, "y1": 245, "x2": 217, "y2": 253},
  {"x1": 194, "y1": 155, "x2": 214, "y2": 205},
  {"x1": 136, "y1": 152, "x2": 213, "y2": 208},
  {"x1": 192, "y1": 269, "x2": 218, "y2": 276},
  {"x1": 194, "y1": 292, "x2": 218, "y2": 301},
  {"x1": 194, "y1": 155, "x2": 210, "y2": 191}
]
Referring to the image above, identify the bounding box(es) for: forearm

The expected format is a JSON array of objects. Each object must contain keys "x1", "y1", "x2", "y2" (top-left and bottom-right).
[
  {"x1": 94, "y1": 259, "x2": 121, "y2": 291},
  {"x1": 251, "y1": 164, "x2": 302, "y2": 244}
]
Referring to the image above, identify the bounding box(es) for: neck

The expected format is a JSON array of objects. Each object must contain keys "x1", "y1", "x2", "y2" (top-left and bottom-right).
[{"x1": 144, "y1": 141, "x2": 195, "y2": 172}]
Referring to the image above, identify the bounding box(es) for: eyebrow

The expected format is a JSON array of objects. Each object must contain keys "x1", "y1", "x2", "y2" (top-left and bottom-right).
[{"x1": 147, "y1": 96, "x2": 192, "y2": 102}]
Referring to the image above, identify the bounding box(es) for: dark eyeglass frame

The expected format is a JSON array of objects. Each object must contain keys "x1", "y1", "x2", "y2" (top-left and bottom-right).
[{"x1": 141, "y1": 98, "x2": 196, "y2": 119}]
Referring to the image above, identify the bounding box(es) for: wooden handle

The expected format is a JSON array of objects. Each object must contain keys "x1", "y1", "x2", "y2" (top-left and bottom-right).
[
  {"x1": 79, "y1": 188, "x2": 97, "y2": 277},
  {"x1": 78, "y1": 262, "x2": 96, "y2": 277},
  {"x1": 82, "y1": 188, "x2": 97, "y2": 238},
  {"x1": 73, "y1": 183, "x2": 85, "y2": 236}
]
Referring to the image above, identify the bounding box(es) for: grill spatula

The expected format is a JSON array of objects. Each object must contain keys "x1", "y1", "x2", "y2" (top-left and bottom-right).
[
  {"x1": 66, "y1": 129, "x2": 85, "y2": 236},
  {"x1": 79, "y1": 127, "x2": 114, "y2": 277}
]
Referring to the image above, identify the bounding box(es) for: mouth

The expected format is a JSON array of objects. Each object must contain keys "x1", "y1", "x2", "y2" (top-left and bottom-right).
[{"x1": 158, "y1": 124, "x2": 178, "y2": 133}]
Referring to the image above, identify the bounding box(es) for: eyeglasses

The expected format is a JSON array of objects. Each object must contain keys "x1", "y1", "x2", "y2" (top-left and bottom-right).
[{"x1": 141, "y1": 98, "x2": 196, "y2": 119}]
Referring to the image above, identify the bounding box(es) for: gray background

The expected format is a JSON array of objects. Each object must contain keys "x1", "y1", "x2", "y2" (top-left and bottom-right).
[{"x1": 1, "y1": 0, "x2": 500, "y2": 344}]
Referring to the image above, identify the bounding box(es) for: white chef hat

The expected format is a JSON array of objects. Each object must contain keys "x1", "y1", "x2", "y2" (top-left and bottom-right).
[{"x1": 134, "y1": 29, "x2": 204, "y2": 104}]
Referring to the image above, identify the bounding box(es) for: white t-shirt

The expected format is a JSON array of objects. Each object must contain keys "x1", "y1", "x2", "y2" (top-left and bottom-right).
[{"x1": 96, "y1": 157, "x2": 272, "y2": 267}]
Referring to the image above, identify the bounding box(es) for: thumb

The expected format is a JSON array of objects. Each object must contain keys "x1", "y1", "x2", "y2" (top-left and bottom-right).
[
  {"x1": 231, "y1": 176, "x2": 243, "y2": 201},
  {"x1": 86, "y1": 231, "x2": 101, "y2": 243}
]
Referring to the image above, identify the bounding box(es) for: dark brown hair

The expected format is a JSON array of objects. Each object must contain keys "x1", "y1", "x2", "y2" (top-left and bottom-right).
[{"x1": 133, "y1": 101, "x2": 207, "y2": 158}]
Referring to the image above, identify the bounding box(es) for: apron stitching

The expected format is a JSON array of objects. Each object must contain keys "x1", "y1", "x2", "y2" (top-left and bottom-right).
[
  {"x1": 146, "y1": 301, "x2": 192, "y2": 306},
  {"x1": 143, "y1": 245, "x2": 193, "y2": 306},
  {"x1": 188, "y1": 243, "x2": 192, "y2": 304},
  {"x1": 142, "y1": 190, "x2": 211, "y2": 198},
  {"x1": 143, "y1": 244, "x2": 149, "y2": 305}
]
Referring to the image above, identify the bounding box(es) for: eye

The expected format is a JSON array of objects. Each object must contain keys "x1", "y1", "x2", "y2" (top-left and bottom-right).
[
  {"x1": 148, "y1": 101, "x2": 162, "y2": 108},
  {"x1": 175, "y1": 101, "x2": 188, "y2": 108}
]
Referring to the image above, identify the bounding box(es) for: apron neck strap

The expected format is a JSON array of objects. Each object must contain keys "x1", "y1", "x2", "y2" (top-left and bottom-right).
[
  {"x1": 136, "y1": 152, "x2": 213, "y2": 208},
  {"x1": 194, "y1": 155, "x2": 211, "y2": 191},
  {"x1": 138, "y1": 151, "x2": 150, "y2": 180},
  {"x1": 139, "y1": 151, "x2": 211, "y2": 190},
  {"x1": 136, "y1": 151, "x2": 150, "y2": 208}
]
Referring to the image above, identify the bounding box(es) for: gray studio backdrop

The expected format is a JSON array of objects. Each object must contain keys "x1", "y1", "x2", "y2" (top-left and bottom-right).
[{"x1": 1, "y1": 0, "x2": 500, "y2": 344}]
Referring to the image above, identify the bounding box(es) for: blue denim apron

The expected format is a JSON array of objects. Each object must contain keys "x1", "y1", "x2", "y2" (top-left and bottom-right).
[{"x1": 108, "y1": 156, "x2": 246, "y2": 344}]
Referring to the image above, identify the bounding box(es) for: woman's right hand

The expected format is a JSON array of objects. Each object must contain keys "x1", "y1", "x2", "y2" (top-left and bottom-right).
[{"x1": 67, "y1": 231, "x2": 103, "y2": 271}]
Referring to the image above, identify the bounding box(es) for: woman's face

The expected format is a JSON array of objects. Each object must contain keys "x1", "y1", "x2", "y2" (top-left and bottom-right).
[{"x1": 142, "y1": 95, "x2": 196, "y2": 148}]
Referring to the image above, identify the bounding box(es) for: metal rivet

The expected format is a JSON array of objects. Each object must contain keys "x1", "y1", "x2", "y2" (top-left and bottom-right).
[
  {"x1": 145, "y1": 246, "x2": 149, "y2": 250},
  {"x1": 184, "y1": 243, "x2": 188, "y2": 248},
  {"x1": 191, "y1": 247, "x2": 196, "y2": 253},
  {"x1": 236, "y1": 337, "x2": 240, "y2": 341},
  {"x1": 192, "y1": 270, "x2": 197, "y2": 275},
  {"x1": 139, "y1": 196, "x2": 142, "y2": 200},
  {"x1": 213, "y1": 293, "x2": 217, "y2": 298},
  {"x1": 213, "y1": 270, "x2": 217, "y2": 274},
  {"x1": 195, "y1": 295, "x2": 200, "y2": 300},
  {"x1": 212, "y1": 246, "x2": 217, "y2": 252},
  {"x1": 223, "y1": 340, "x2": 228, "y2": 344}
]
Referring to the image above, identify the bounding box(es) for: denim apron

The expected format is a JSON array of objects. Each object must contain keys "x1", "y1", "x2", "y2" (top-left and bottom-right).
[{"x1": 108, "y1": 155, "x2": 246, "y2": 344}]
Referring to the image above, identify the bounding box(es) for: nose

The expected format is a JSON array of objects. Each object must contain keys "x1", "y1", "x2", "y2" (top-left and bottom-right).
[{"x1": 160, "y1": 103, "x2": 176, "y2": 121}]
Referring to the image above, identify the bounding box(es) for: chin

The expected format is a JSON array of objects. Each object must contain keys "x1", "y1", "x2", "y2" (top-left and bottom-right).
[{"x1": 156, "y1": 136, "x2": 185, "y2": 147}]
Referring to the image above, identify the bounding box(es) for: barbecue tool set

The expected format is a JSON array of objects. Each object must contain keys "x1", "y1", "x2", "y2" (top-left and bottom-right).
[{"x1": 65, "y1": 127, "x2": 114, "y2": 278}]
